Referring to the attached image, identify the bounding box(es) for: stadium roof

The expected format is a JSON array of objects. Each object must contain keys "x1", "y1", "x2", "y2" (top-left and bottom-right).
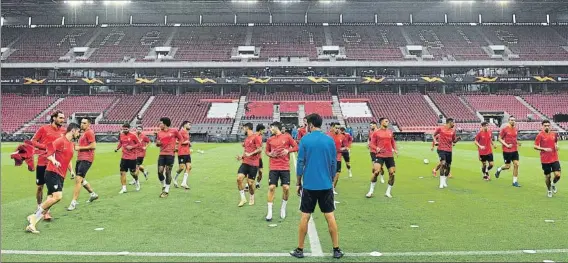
[{"x1": 2, "y1": 0, "x2": 568, "y2": 18}]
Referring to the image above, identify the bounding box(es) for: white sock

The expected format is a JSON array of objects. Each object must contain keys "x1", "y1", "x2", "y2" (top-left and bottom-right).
[
  {"x1": 165, "y1": 184, "x2": 171, "y2": 193},
  {"x1": 369, "y1": 182, "x2": 376, "y2": 193},
  {"x1": 122, "y1": 185, "x2": 127, "y2": 191},
  {"x1": 250, "y1": 194, "x2": 255, "y2": 200},
  {"x1": 440, "y1": 176, "x2": 445, "y2": 185},
  {"x1": 160, "y1": 180, "x2": 165, "y2": 187},
  {"x1": 182, "y1": 173, "x2": 188, "y2": 185},
  {"x1": 513, "y1": 176, "x2": 518, "y2": 184},
  {"x1": 91, "y1": 192, "x2": 97, "y2": 197},
  {"x1": 35, "y1": 206, "x2": 44, "y2": 218},
  {"x1": 386, "y1": 185, "x2": 392, "y2": 195},
  {"x1": 239, "y1": 190, "x2": 246, "y2": 200},
  {"x1": 71, "y1": 199, "x2": 77, "y2": 204},
  {"x1": 267, "y1": 202, "x2": 273, "y2": 217},
  {"x1": 281, "y1": 199, "x2": 288, "y2": 209},
  {"x1": 497, "y1": 167, "x2": 502, "y2": 172}
]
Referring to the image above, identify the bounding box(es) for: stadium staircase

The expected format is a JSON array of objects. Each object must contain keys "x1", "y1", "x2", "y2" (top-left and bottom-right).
[
  {"x1": 424, "y1": 95, "x2": 444, "y2": 119},
  {"x1": 14, "y1": 97, "x2": 65, "y2": 135},
  {"x1": 459, "y1": 96, "x2": 484, "y2": 122},
  {"x1": 103, "y1": 97, "x2": 122, "y2": 119},
  {"x1": 273, "y1": 104, "x2": 280, "y2": 122},
  {"x1": 132, "y1": 96, "x2": 155, "y2": 127},
  {"x1": 231, "y1": 96, "x2": 247, "y2": 135},
  {"x1": 516, "y1": 96, "x2": 566, "y2": 132},
  {"x1": 331, "y1": 96, "x2": 346, "y2": 126}
]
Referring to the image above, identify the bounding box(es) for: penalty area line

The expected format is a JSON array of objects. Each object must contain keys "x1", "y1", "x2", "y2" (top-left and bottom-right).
[{"x1": 2, "y1": 249, "x2": 568, "y2": 257}]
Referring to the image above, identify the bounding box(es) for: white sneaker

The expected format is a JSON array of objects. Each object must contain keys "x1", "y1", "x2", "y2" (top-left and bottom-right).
[
  {"x1": 443, "y1": 182, "x2": 448, "y2": 188},
  {"x1": 265, "y1": 214, "x2": 272, "y2": 221},
  {"x1": 348, "y1": 171, "x2": 353, "y2": 178},
  {"x1": 548, "y1": 191, "x2": 553, "y2": 198},
  {"x1": 135, "y1": 181, "x2": 141, "y2": 191},
  {"x1": 333, "y1": 189, "x2": 338, "y2": 195},
  {"x1": 385, "y1": 193, "x2": 392, "y2": 198},
  {"x1": 67, "y1": 201, "x2": 77, "y2": 211},
  {"x1": 439, "y1": 184, "x2": 444, "y2": 189},
  {"x1": 119, "y1": 188, "x2": 127, "y2": 194},
  {"x1": 552, "y1": 185, "x2": 557, "y2": 194},
  {"x1": 128, "y1": 179, "x2": 136, "y2": 185},
  {"x1": 87, "y1": 193, "x2": 99, "y2": 203},
  {"x1": 173, "y1": 180, "x2": 179, "y2": 188},
  {"x1": 181, "y1": 184, "x2": 190, "y2": 190},
  {"x1": 380, "y1": 176, "x2": 385, "y2": 184},
  {"x1": 365, "y1": 192, "x2": 373, "y2": 198}
]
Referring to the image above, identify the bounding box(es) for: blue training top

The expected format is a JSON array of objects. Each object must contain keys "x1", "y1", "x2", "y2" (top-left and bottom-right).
[{"x1": 296, "y1": 130, "x2": 337, "y2": 190}]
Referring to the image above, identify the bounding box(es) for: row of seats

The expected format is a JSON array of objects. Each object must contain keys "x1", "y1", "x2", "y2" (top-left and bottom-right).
[{"x1": 5, "y1": 26, "x2": 568, "y2": 62}]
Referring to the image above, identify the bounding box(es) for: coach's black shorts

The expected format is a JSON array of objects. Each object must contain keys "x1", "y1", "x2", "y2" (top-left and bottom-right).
[
  {"x1": 336, "y1": 161, "x2": 342, "y2": 173},
  {"x1": 75, "y1": 160, "x2": 92, "y2": 178},
  {"x1": 269, "y1": 170, "x2": 291, "y2": 186},
  {"x1": 259, "y1": 158, "x2": 263, "y2": 169},
  {"x1": 178, "y1": 155, "x2": 191, "y2": 164},
  {"x1": 437, "y1": 150, "x2": 453, "y2": 165},
  {"x1": 136, "y1": 157, "x2": 145, "y2": 166},
  {"x1": 375, "y1": 157, "x2": 396, "y2": 169},
  {"x1": 341, "y1": 151, "x2": 351, "y2": 163},
  {"x1": 238, "y1": 163, "x2": 259, "y2": 180},
  {"x1": 45, "y1": 171, "x2": 64, "y2": 195},
  {"x1": 120, "y1": 158, "x2": 137, "y2": 173},
  {"x1": 503, "y1": 151, "x2": 519, "y2": 164},
  {"x1": 542, "y1": 161, "x2": 561, "y2": 175},
  {"x1": 158, "y1": 155, "x2": 175, "y2": 167},
  {"x1": 479, "y1": 154, "x2": 494, "y2": 163},
  {"x1": 369, "y1": 152, "x2": 378, "y2": 163},
  {"x1": 300, "y1": 188, "x2": 335, "y2": 214},
  {"x1": 36, "y1": 165, "x2": 47, "y2": 185}
]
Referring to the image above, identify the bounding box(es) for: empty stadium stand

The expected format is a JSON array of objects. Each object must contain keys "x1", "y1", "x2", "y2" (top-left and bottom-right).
[
  {"x1": 463, "y1": 95, "x2": 539, "y2": 121},
  {"x1": 428, "y1": 93, "x2": 479, "y2": 122},
  {"x1": 328, "y1": 26, "x2": 406, "y2": 61},
  {"x1": 251, "y1": 26, "x2": 325, "y2": 60},
  {"x1": 521, "y1": 94, "x2": 568, "y2": 119},
  {"x1": 103, "y1": 95, "x2": 150, "y2": 123},
  {"x1": 1, "y1": 94, "x2": 57, "y2": 133},
  {"x1": 36, "y1": 95, "x2": 117, "y2": 123}
]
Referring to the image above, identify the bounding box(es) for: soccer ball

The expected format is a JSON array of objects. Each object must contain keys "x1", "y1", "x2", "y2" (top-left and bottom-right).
[{"x1": 423, "y1": 159, "x2": 430, "y2": 164}]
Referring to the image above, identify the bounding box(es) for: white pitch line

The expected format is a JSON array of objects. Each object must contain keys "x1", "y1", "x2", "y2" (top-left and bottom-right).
[{"x1": 2, "y1": 249, "x2": 567, "y2": 257}]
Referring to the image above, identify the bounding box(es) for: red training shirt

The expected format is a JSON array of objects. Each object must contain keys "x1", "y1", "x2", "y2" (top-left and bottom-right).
[
  {"x1": 371, "y1": 128, "x2": 397, "y2": 158},
  {"x1": 265, "y1": 133, "x2": 298, "y2": 171},
  {"x1": 475, "y1": 129, "x2": 493, "y2": 156},
  {"x1": 343, "y1": 133, "x2": 353, "y2": 148},
  {"x1": 77, "y1": 128, "x2": 96, "y2": 162},
  {"x1": 242, "y1": 134, "x2": 263, "y2": 166},
  {"x1": 177, "y1": 129, "x2": 191, "y2": 156},
  {"x1": 46, "y1": 136, "x2": 75, "y2": 178},
  {"x1": 31, "y1": 124, "x2": 66, "y2": 166},
  {"x1": 327, "y1": 132, "x2": 344, "y2": 161},
  {"x1": 434, "y1": 126, "x2": 456, "y2": 152},
  {"x1": 368, "y1": 128, "x2": 376, "y2": 152},
  {"x1": 297, "y1": 127, "x2": 307, "y2": 141},
  {"x1": 535, "y1": 131, "x2": 559, "y2": 164},
  {"x1": 157, "y1": 128, "x2": 183, "y2": 156},
  {"x1": 117, "y1": 132, "x2": 140, "y2": 160},
  {"x1": 136, "y1": 134, "x2": 151, "y2": 158},
  {"x1": 499, "y1": 125, "x2": 519, "y2": 153}
]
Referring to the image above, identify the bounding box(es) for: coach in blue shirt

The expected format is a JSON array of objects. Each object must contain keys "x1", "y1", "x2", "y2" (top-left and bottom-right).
[{"x1": 290, "y1": 113, "x2": 344, "y2": 259}]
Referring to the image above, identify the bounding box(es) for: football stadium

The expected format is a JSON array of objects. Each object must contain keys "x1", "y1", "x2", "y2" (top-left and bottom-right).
[{"x1": 1, "y1": 0, "x2": 568, "y2": 262}]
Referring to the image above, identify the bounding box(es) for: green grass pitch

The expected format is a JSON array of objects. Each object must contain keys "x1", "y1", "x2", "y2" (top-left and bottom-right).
[{"x1": 1, "y1": 141, "x2": 567, "y2": 262}]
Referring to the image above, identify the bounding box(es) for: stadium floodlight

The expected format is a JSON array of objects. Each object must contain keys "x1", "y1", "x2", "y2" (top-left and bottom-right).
[
  {"x1": 231, "y1": 0, "x2": 258, "y2": 3},
  {"x1": 319, "y1": 0, "x2": 346, "y2": 4},
  {"x1": 449, "y1": 0, "x2": 474, "y2": 4},
  {"x1": 103, "y1": 0, "x2": 132, "y2": 5},
  {"x1": 273, "y1": 0, "x2": 302, "y2": 2}
]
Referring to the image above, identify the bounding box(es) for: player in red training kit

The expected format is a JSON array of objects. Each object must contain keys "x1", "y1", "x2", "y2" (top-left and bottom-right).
[
  {"x1": 339, "y1": 127, "x2": 354, "y2": 178},
  {"x1": 255, "y1": 124, "x2": 266, "y2": 189},
  {"x1": 135, "y1": 126, "x2": 150, "y2": 180},
  {"x1": 174, "y1": 121, "x2": 192, "y2": 190},
  {"x1": 26, "y1": 123, "x2": 81, "y2": 234},
  {"x1": 474, "y1": 122, "x2": 496, "y2": 181},
  {"x1": 534, "y1": 120, "x2": 561, "y2": 198},
  {"x1": 116, "y1": 123, "x2": 140, "y2": 194},
  {"x1": 156, "y1": 117, "x2": 183, "y2": 198},
  {"x1": 67, "y1": 118, "x2": 98, "y2": 211},
  {"x1": 265, "y1": 122, "x2": 298, "y2": 221},
  {"x1": 368, "y1": 121, "x2": 386, "y2": 183},
  {"x1": 328, "y1": 122, "x2": 346, "y2": 195},
  {"x1": 236, "y1": 122, "x2": 263, "y2": 207},
  {"x1": 367, "y1": 117, "x2": 398, "y2": 198},
  {"x1": 495, "y1": 116, "x2": 522, "y2": 187},
  {"x1": 433, "y1": 118, "x2": 459, "y2": 189},
  {"x1": 30, "y1": 110, "x2": 67, "y2": 221},
  {"x1": 296, "y1": 117, "x2": 307, "y2": 142}
]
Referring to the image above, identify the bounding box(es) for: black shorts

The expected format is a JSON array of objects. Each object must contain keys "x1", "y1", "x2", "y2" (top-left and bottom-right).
[
  {"x1": 158, "y1": 155, "x2": 175, "y2": 167},
  {"x1": 36, "y1": 165, "x2": 47, "y2": 185},
  {"x1": 136, "y1": 157, "x2": 144, "y2": 166},
  {"x1": 238, "y1": 163, "x2": 259, "y2": 180},
  {"x1": 503, "y1": 151, "x2": 520, "y2": 164},
  {"x1": 369, "y1": 152, "x2": 378, "y2": 163},
  {"x1": 336, "y1": 161, "x2": 342, "y2": 173},
  {"x1": 542, "y1": 161, "x2": 561, "y2": 175},
  {"x1": 259, "y1": 158, "x2": 263, "y2": 169},
  {"x1": 341, "y1": 151, "x2": 350, "y2": 163},
  {"x1": 300, "y1": 188, "x2": 335, "y2": 214},
  {"x1": 178, "y1": 155, "x2": 191, "y2": 164},
  {"x1": 437, "y1": 150, "x2": 453, "y2": 165},
  {"x1": 269, "y1": 170, "x2": 291, "y2": 186},
  {"x1": 45, "y1": 171, "x2": 64, "y2": 195},
  {"x1": 479, "y1": 154, "x2": 494, "y2": 163},
  {"x1": 75, "y1": 160, "x2": 92, "y2": 178},
  {"x1": 375, "y1": 157, "x2": 396, "y2": 169},
  {"x1": 120, "y1": 158, "x2": 137, "y2": 173}
]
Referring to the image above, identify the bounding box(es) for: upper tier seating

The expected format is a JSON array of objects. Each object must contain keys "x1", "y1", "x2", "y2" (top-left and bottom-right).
[{"x1": 1, "y1": 94, "x2": 57, "y2": 133}]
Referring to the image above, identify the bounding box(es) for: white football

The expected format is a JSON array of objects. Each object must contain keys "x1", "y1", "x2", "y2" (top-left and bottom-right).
[{"x1": 423, "y1": 158, "x2": 430, "y2": 164}]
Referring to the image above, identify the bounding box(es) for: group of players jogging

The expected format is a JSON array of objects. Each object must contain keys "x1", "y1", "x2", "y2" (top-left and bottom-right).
[{"x1": 24, "y1": 110, "x2": 561, "y2": 234}]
